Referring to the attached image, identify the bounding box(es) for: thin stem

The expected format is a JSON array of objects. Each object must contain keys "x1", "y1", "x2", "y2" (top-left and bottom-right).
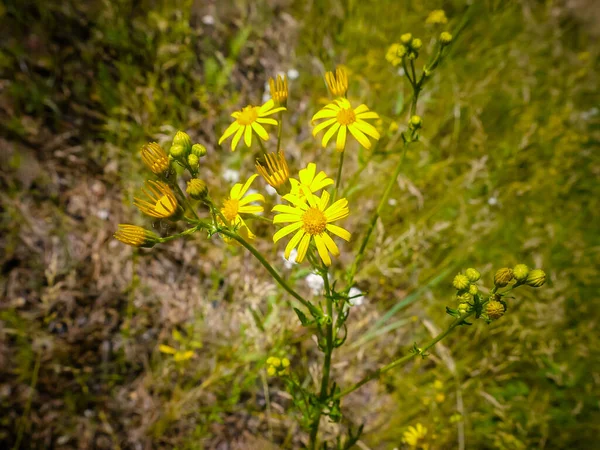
[
  {"x1": 217, "y1": 228, "x2": 318, "y2": 316},
  {"x1": 171, "y1": 180, "x2": 200, "y2": 221},
  {"x1": 335, "y1": 310, "x2": 475, "y2": 400},
  {"x1": 332, "y1": 150, "x2": 345, "y2": 201}
]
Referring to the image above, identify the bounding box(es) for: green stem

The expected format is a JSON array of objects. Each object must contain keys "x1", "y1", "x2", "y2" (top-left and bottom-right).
[
  {"x1": 258, "y1": 138, "x2": 269, "y2": 157},
  {"x1": 171, "y1": 180, "x2": 200, "y2": 221},
  {"x1": 332, "y1": 150, "x2": 345, "y2": 201},
  {"x1": 335, "y1": 310, "x2": 475, "y2": 400},
  {"x1": 217, "y1": 228, "x2": 318, "y2": 316}
]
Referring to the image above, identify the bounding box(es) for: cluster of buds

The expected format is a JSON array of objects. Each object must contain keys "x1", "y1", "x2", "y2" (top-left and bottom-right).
[
  {"x1": 400, "y1": 33, "x2": 422, "y2": 60},
  {"x1": 494, "y1": 265, "x2": 546, "y2": 289},
  {"x1": 266, "y1": 356, "x2": 290, "y2": 377},
  {"x1": 452, "y1": 268, "x2": 481, "y2": 315},
  {"x1": 169, "y1": 130, "x2": 207, "y2": 174}
]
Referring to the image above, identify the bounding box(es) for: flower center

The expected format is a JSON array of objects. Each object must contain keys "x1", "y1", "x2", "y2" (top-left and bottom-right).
[
  {"x1": 302, "y1": 207, "x2": 327, "y2": 235},
  {"x1": 222, "y1": 198, "x2": 239, "y2": 222},
  {"x1": 336, "y1": 108, "x2": 356, "y2": 125},
  {"x1": 236, "y1": 106, "x2": 259, "y2": 125}
]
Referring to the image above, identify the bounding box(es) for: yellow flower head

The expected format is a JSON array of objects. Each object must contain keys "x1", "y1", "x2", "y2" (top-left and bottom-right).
[
  {"x1": 403, "y1": 423, "x2": 428, "y2": 448},
  {"x1": 312, "y1": 98, "x2": 380, "y2": 152},
  {"x1": 256, "y1": 151, "x2": 291, "y2": 195},
  {"x1": 220, "y1": 174, "x2": 265, "y2": 240},
  {"x1": 426, "y1": 9, "x2": 448, "y2": 25},
  {"x1": 218, "y1": 99, "x2": 286, "y2": 151},
  {"x1": 114, "y1": 224, "x2": 160, "y2": 248},
  {"x1": 140, "y1": 142, "x2": 169, "y2": 175},
  {"x1": 272, "y1": 190, "x2": 350, "y2": 266},
  {"x1": 325, "y1": 66, "x2": 348, "y2": 98},
  {"x1": 269, "y1": 74, "x2": 288, "y2": 106},
  {"x1": 289, "y1": 163, "x2": 334, "y2": 198},
  {"x1": 386, "y1": 43, "x2": 406, "y2": 66},
  {"x1": 134, "y1": 180, "x2": 178, "y2": 219}
]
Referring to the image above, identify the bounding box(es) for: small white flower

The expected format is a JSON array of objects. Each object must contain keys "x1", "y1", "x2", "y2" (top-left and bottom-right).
[
  {"x1": 305, "y1": 273, "x2": 324, "y2": 295},
  {"x1": 388, "y1": 198, "x2": 397, "y2": 206},
  {"x1": 96, "y1": 209, "x2": 109, "y2": 220},
  {"x1": 348, "y1": 287, "x2": 365, "y2": 306},
  {"x1": 201, "y1": 15, "x2": 215, "y2": 25},
  {"x1": 223, "y1": 169, "x2": 240, "y2": 183},
  {"x1": 281, "y1": 248, "x2": 298, "y2": 269},
  {"x1": 488, "y1": 196, "x2": 498, "y2": 206},
  {"x1": 262, "y1": 81, "x2": 271, "y2": 103},
  {"x1": 287, "y1": 68, "x2": 299, "y2": 80}
]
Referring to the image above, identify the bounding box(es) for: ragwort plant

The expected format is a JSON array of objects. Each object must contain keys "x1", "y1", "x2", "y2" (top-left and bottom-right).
[{"x1": 115, "y1": 23, "x2": 547, "y2": 449}]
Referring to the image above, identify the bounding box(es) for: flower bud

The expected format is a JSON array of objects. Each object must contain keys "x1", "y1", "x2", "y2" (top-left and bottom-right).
[
  {"x1": 468, "y1": 284, "x2": 478, "y2": 295},
  {"x1": 465, "y1": 268, "x2": 481, "y2": 282},
  {"x1": 188, "y1": 153, "x2": 199, "y2": 170},
  {"x1": 494, "y1": 268, "x2": 514, "y2": 287},
  {"x1": 173, "y1": 130, "x2": 192, "y2": 153},
  {"x1": 457, "y1": 302, "x2": 469, "y2": 314},
  {"x1": 457, "y1": 292, "x2": 473, "y2": 303},
  {"x1": 513, "y1": 264, "x2": 529, "y2": 282},
  {"x1": 409, "y1": 115, "x2": 422, "y2": 129},
  {"x1": 170, "y1": 144, "x2": 186, "y2": 159},
  {"x1": 400, "y1": 33, "x2": 412, "y2": 44},
  {"x1": 440, "y1": 32, "x2": 453, "y2": 45},
  {"x1": 411, "y1": 38, "x2": 423, "y2": 50},
  {"x1": 114, "y1": 224, "x2": 160, "y2": 248},
  {"x1": 452, "y1": 274, "x2": 470, "y2": 290},
  {"x1": 186, "y1": 179, "x2": 208, "y2": 200},
  {"x1": 526, "y1": 269, "x2": 546, "y2": 287},
  {"x1": 140, "y1": 142, "x2": 169, "y2": 175},
  {"x1": 486, "y1": 300, "x2": 506, "y2": 320},
  {"x1": 191, "y1": 143, "x2": 207, "y2": 158}
]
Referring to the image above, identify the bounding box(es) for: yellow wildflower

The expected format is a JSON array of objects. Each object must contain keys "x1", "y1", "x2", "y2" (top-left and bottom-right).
[
  {"x1": 289, "y1": 163, "x2": 334, "y2": 198},
  {"x1": 386, "y1": 43, "x2": 406, "y2": 66},
  {"x1": 403, "y1": 423, "x2": 428, "y2": 449},
  {"x1": 134, "y1": 181, "x2": 178, "y2": 219},
  {"x1": 272, "y1": 190, "x2": 350, "y2": 266},
  {"x1": 312, "y1": 98, "x2": 380, "y2": 152},
  {"x1": 114, "y1": 224, "x2": 160, "y2": 248},
  {"x1": 325, "y1": 66, "x2": 348, "y2": 97},
  {"x1": 269, "y1": 74, "x2": 288, "y2": 106},
  {"x1": 140, "y1": 142, "x2": 169, "y2": 175},
  {"x1": 426, "y1": 9, "x2": 448, "y2": 25},
  {"x1": 256, "y1": 151, "x2": 291, "y2": 195},
  {"x1": 218, "y1": 99, "x2": 286, "y2": 151},
  {"x1": 220, "y1": 174, "x2": 265, "y2": 240}
]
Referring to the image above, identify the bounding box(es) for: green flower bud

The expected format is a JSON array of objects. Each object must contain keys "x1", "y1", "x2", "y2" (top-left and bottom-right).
[
  {"x1": 173, "y1": 130, "x2": 192, "y2": 153},
  {"x1": 494, "y1": 268, "x2": 514, "y2": 287},
  {"x1": 457, "y1": 302, "x2": 469, "y2": 314},
  {"x1": 457, "y1": 292, "x2": 473, "y2": 303},
  {"x1": 409, "y1": 115, "x2": 422, "y2": 129},
  {"x1": 191, "y1": 143, "x2": 207, "y2": 158},
  {"x1": 526, "y1": 269, "x2": 546, "y2": 287},
  {"x1": 468, "y1": 284, "x2": 478, "y2": 295},
  {"x1": 411, "y1": 38, "x2": 423, "y2": 50},
  {"x1": 400, "y1": 33, "x2": 412, "y2": 44},
  {"x1": 486, "y1": 300, "x2": 506, "y2": 320},
  {"x1": 440, "y1": 32, "x2": 453, "y2": 45},
  {"x1": 465, "y1": 268, "x2": 481, "y2": 282},
  {"x1": 452, "y1": 274, "x2": 470, "y2": 290},
  {"x1": 513, "y1": 264, "x2": 529, "y2": 282},
  {"x1": 186, "y1": 179, "x2": 208, "y2": 200},
  {"x1": 170, "y1": 144, "x2": 186, "y2": 159},
  {"x1": 188, "y1": 153, "x2": 199, "y2": 170}
]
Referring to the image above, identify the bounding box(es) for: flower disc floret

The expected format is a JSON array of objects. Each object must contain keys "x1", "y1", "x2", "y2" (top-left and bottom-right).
[
  {"x1": 272, "y1": 190, "x2": 351, "y2": 266},
  {"x1": 219, "y1": 99, "x2": 286, "y2": 151},
  {"x1": 311, "y1": 98, "x2": 380, "y2": 152}
]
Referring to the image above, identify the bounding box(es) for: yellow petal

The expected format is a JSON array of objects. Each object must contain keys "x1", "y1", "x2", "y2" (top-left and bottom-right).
[
  {"x1": 244, "y1": 124, "x2": 253, "y2": 147},
  {"x1": 159, "y1": 345, "x2": 177, "y2": 354},
  {"x1": 238, "y1": 193, "x2": 265, "y2": 206},
  {"x1": 219, "y1": 121, "x2": 240, "y2": 145},
  {"x1": 314, "y1": 235, "x2": 331, "y2": 266},
  {"x1": 272, "y1": 204, "x2": 303, "y2": 215},
  {"x1": 354, "y1": 104, "x2": 369, "y2": 114},
  {"x1": 273, "y1": 221, "x2": 303, "y2": 243},
  {"x1": 238, "y1": 174, "x2": 259, "y2": 198},
  {"x1": 251, "y1": 121, "x2": 269, "y2": 141},
  {"x1": 312, "y1": 108, "x2": 338, "y2": 121},
  {"x1": 348, "y1": 123, "x2": 371, "y2": 148},
  {"x1": 312, "y1": 117, "x2": 337, "y2": 136},
  {"x1": 296, "y1": 234, "x2": 311, "y2": 262},
  {"x1": 356, "y1": 111, "x2": 379, "y2": 120},
  {"x1": 322, "y1": 122, "x2": 340, "y2": 147},
  {"x1": 319, "y1": 191, "x2": 330, "y2": 210},
  {"x1": 238, "y1": 205, "x2": 264, "y2": 214},
  {"x1": 231, "y1": 125, "x2": 244, "y2": 151},
  {"x1": 336, "y1": 125, "x2": 347, "y2": 152},
  {"x1": 256, "y1": 117, "x2": 278, "y2": 125},
  {"x1": 321, "y1": 232, "x2": 340, "y2": 256},
  {"x1": 299, "y1": 163, "x2": 316, "y2": 185},
  {"x1": 310, "y1": 172, "x2": 334, "y2": 191},
  {"x1": 354, "y1": 119, "x2": 381, "y2": 139},
  {"x1": 285, "y1": 229, "x2": 305, "y2": 259},
  {"x1": 326, "y1": 224, "x2": 351, "y2": 241},
  {"x1": 273, "y1": 214, "x2": 302, "y2": 224}
]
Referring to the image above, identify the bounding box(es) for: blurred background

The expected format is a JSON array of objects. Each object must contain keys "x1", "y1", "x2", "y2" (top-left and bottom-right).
[{"x1": 1, "y1": 0, "x2": 598, "y2": 449}]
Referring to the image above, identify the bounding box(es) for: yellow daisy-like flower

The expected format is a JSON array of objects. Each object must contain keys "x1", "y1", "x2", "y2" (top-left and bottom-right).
[
  {"x1": 134, "y1": 180, "x2": 178, "y2": 219},
  {"x1": 114, "y1": 224, "x2": 160, "y2": 248},
  {"x1": 403, "y1": 423, "x2": 428, "y2": 449},
  {"x1": 256, "y1": 151, "x2": 290, "y2": 195},
  {"x1": 325, "y1": 66, "x2": 348, "y2": 98},
  {"x1": 289, "y1": 163, "x2": 334, "y2": 198},
  {"x1": 218, "y1": 99, "x2": 286, "y2": 151},
  {"x1": 140, "y1": 142, "x2": 169, "y2": 175},
  {"x1": 220, "y1": 174, "x2": 265, "y2": 240},
  {"x1": 311, "y1": 98, "x2": 380, "y2": 152},
  {"x1": 269, "y1": 74, "x2": 288, "y2": 106},
  {"x1": 272, "y1": 190, "x2": 350, "y2": 266},
  {"x1": 426, "y1": 9, "x2": 448, "y2": 25}
]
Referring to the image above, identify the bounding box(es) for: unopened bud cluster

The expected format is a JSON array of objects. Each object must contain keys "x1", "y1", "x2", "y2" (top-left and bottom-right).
[{"x1": 266, "y1": 356, "x2": 290, "y2": 376}]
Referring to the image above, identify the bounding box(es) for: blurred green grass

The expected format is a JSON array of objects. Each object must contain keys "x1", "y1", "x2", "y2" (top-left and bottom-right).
[{"x1": 0, "y1": 0, "x2": 598, "y2": 449}]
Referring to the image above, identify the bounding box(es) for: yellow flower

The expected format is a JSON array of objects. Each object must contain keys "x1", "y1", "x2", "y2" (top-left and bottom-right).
[
  {"x1": 311, "y1": 98, "x2": 380, "y2": 152},
  {"x1": 256, "y1": 151, "x2": 291, "y2": 195},
  {"x1": 220, "y1": 174, "x2": 265, "y2": 240},
  {"x1": 386, "y1": 43, "x2": 406, "y2": 66},
  {"x1": 269, "y1": 74, "x2": 288, "y2": 106},
  {"x1": 218, "y1": 99, "x2": 286, "y2": 151},
  {"x1": 114, "y1": 224, "x2": 160, "y2": 248},
  {"x1": 272, "y1": 190, "x2": 350, "y2": 266},
  {"x1": 403, "y1": 423, "x2": 428, "y2": 449},
  {"x1": 140, "y1": 142, "x2": 169, "y2": 174},
  {"x1": 426, "y1": 9, "x2": 448, "y2": 25},
  {"x1": 134, "y1": 181, "x2": 178, "y2": 219},
  {"x1": 289, "y1": 163, "x2": 334, "y2": 198},
  {"x1": 325, "y1": 66, "x2": 348, "y2": 97}
]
